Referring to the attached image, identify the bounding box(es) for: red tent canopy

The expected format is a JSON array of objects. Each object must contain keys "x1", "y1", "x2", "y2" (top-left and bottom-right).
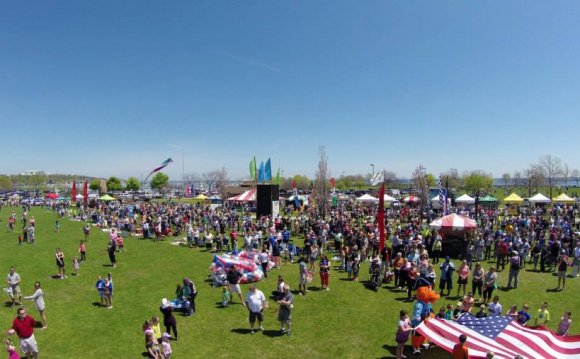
[
  {"x1": 45, "y1": 193, "x2": 59, "y2": 199},
  {"x1": 227, "y1": 188, "x2": 256, "y2": 202},
  {"x1": 429, "y1": 213, "x2": 477, "y2": 231}
]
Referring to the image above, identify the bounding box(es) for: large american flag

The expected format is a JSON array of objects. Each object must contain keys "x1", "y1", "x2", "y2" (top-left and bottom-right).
[{"x1": 416, "y1": 313, "x2": 580, "y2": 359}]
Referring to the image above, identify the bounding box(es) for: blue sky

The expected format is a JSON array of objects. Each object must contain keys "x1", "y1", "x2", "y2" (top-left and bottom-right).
[{"x1": 1, "y1": 1, "x2": 579, "y2": 180}]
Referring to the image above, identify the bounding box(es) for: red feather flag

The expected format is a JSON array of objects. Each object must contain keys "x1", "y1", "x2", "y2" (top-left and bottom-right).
[
  {"x1": 377, "y1": 182, "x2": 385, "y2": 252},
  {"x1": 83, "y1": 181, "x2": 88, "y2": 205},
  {"x1": 71, "y1": 181, "x2": 77, "y2": 203}
]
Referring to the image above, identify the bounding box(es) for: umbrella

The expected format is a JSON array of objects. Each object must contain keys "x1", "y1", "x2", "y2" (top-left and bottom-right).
[
  {"x1": 45, "y1": 193, "x2": 59, "y2": 199},
  {"x1": 429, "y1": 213, "x2": 477, "y2": 231},
  {"x1": 75, "y1": 194, "x2": 85, "y2": 200}
]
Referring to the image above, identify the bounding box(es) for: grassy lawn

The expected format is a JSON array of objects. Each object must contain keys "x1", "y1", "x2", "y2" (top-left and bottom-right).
[{"x1": 0, "y1": 206, "x2": 578, "y2": 358}]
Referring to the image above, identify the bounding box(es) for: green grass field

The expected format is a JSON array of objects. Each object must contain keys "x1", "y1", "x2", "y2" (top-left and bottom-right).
[{"x1": 0, "y1": 206, "x2": 578, "y2": 358}]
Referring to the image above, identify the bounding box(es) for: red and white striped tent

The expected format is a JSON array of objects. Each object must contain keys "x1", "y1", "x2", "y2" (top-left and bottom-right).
[
  {"x1": 429, "y1": 213, "x2": 477, "y2": 231},
  {"x1": 403, "y1": 195, "x2": 421, "y2": 203},
  {"x1": 226, "y1": 188, "x2": 256, "y2": 202}
]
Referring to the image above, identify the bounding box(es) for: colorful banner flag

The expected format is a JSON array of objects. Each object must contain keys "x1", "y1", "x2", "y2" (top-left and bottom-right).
[
  {"x1": 417, "y1": 313, "x2": 580, "y2": 359},
  {"x1": 249, "y1": 156, "x2": 257, "y2": 181},
  {"x1": 258, "y1": 162, "x2": 265, "y2": 183},
  {"x1": 265, "y1": 158, "x2": 272, "y2": 181},
  {"x1": 377, "y1": 180, "x2": 385, "y2": 252},
  {"x1": 71, "y1": 181, "x2": 76, "y2": 202},
  {"x1": 144, "y1": 158, "x2": 173, "y2": 182}
]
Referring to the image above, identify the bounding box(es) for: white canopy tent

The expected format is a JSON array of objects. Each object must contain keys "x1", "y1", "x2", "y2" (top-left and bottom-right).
[
  {"x1": 455, "y1": 194, "x2": 475, "y2": 204},
  {"x1": 356, "y1": 194, "x2": 378, "y2": 203},
  {"x1": 383, "y1": 194, "x2": 397, "y2": 202},
  {"x1": 528, "y1": 193, "x2": 551, "y2": 204},
  {"x1": 430, "y1": 195, "x2": 451, "y2": 209}
]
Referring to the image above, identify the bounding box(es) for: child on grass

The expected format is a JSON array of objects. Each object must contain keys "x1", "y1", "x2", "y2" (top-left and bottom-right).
[
  {"x1": 222, "y1": 286, "x2": 230, "y2": 307},
  {"x1": 73, "y1": 257, "x2": 80, "y2": 276},
  {"x1": 161, "y1": 333, "x2": 172, "y2": 359},
  {"x1": 5, "y1": 338, "x2": 19, "y2": 359},
  {"x1": 151, "y1": 316, "x2": 162, "y2": 343}
]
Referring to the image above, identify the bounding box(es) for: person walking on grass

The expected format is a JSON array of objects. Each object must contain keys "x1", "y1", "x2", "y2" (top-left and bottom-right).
[
  {"x1": 23, "y1": 282, "x2": 47, "y2": 330},
  {"x1": 226, "y1": 265, "x2": 245, "y2": 306},
  {"x1": 7, "y1": 307, "x2": 39, "y2": 359},
  {"x1": 245, "y1": 285, "x2": 267, "y2": 334},
  {"x1": 7, "y1": 267, "x2": 22, "y2": 307}
]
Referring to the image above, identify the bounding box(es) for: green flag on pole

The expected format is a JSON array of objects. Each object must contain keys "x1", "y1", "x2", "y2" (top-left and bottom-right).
[{"x1": 249, "y1": 156, "x2": 256, "y2": 181}]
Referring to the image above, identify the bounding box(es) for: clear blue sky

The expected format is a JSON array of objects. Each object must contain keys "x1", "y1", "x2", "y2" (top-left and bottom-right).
[{"x1": 1, "y1": 1, "x2": 579, "y2": 180}]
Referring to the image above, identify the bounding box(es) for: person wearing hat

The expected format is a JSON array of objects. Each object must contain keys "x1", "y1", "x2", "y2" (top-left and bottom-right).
[
  {"x1": 160, "y1": 298, "x2": 178, "y2": 340},
  {"x1": 245, "y1": 285, "x2": 267, "y2": 334},
  {"x1": 506, "y1": 251, "x2": 520, "y2": 290}
]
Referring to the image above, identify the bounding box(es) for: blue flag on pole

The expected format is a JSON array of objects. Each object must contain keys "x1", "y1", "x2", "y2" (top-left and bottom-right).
[
  {"x1": 265, "y1": 158, "x2": 272, "y2": 181},
  {"x1": 258, "y1": 162, "x2": 265, "y2": 183}
]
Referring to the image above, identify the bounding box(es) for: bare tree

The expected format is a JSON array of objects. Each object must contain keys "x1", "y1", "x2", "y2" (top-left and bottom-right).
[
  {"x1": 512, "y1": 171, "x2": 523, "y2": 187},
  {"x1": 313, "y1": 146, "x2": 330, "y2": 216},
  {"x1": 572, "y1": 169, "x2": 580, "y2": 187},
  {"x1": 383, "y1": 170, "x2": 398, "y2": 189},
  {"x1": 538, "y1": 155, "x2": 563, "y2": 198},
  {"x1": 524, "y1": 165, "x2": 545, "y2": 197},
  {"x1": 202, "y1": 168, "x2": 228, "y2": 197},
  {"x1": 563, "y1": 163, "x2": 569, "y2": 189},
  {"x1": 412, "y1": 165, "x2": 429, "y2": 212},
  {"x1": 501, "y1": 173, "x2": 511, "y2": 192}
]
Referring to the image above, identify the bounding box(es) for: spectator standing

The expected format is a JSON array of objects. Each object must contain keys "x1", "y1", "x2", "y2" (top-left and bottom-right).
[
  {"x1": 23, "y1": 282, "x2": 47, "y2": 330},
  {"x1": 395, "y1": 309, "x2": 413, "y2": 359},
  {"x1": 277, "y1": 285, "x2": 294, "y2": 336},
  {"x1": 245, "y1": 285, "x2": 267, "y2": 334},
  {"x1": 506, "y1": 251, "x2": 520, "y2": 289}
]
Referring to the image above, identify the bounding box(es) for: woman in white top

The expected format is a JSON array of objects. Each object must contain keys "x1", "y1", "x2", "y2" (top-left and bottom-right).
[{"x1": 24, "y1": 281, "x2": 47, "y2": 329}]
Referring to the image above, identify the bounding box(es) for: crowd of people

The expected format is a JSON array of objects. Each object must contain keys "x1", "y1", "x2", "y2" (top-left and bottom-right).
[{"x1": 2, "y1": 193, "x2": 579, "y2": 358}]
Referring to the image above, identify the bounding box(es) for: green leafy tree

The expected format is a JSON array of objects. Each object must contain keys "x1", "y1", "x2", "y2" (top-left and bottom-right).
[
  {"x1": 425, "y1": 173, "x2": 436, "y2": 187},
  {"x1": 125, "y1": 177, "x2": 141, "y2": 191},
  {"x1": 291, "y1": 174, "x2": 311, "y2": 190},
  {"x1": 463, "y1": 170, "x2": 493, "y2": 196},
  {"x1": 106, "y1": 177, "x2": 123, "y2": 192},
  {"x1": 89, "y1": 179, "x2": 101, "y2": 191},
  {"x1": 0, "y1": 175, "x2": 13, "y2": 191},
  {"x1": 150, "y1": 172, "x2": 170, "y2": 191}
]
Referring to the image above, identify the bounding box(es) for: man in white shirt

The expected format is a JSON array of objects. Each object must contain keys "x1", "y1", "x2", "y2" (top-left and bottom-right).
[{"x1": 245, "y1": 285, "x2": 267, "y2": 334}]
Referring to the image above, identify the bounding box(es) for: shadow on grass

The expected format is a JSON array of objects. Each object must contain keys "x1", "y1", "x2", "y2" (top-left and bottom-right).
[
  {"x1": 546, "y1": 288, "x2": 562, "y2": 292},
  {"x1": 381, "y1": 344, "x2": 397, "y2": 358},
  {"x1": 307, "y1": 286, "x2": 322, "y2": 292},
  {"x1": 92, "y1": 302, "x2": 103, "y2": 307},
  {"x1": 102, "y1": 264, "x2": 114, "y2": 267},
  {"x1": 339, "y1": 278, "x2": 353, "y2": 281},
  {"x1": 231, "y1": 328, "x2": 254, "y2": 335},
  {"x1": 262, "y1": 329, "x2": 286, "y2": 337},
  {"x1": 141, "y1": 352, "x2": 149, "y2": 357}
]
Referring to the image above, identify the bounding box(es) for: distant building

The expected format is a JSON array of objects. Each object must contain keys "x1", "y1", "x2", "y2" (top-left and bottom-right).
[{"x1": 21, "y1": 170, "x2": 40, "y2": 175}]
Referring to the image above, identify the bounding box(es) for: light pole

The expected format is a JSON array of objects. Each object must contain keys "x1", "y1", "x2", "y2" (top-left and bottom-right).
[{"x1": 370, "y1": 164, "x2": 375, "y2": 176}]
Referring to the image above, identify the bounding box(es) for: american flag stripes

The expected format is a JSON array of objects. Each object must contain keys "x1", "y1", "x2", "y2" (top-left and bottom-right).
[{"x1": 416, "y1": 313, "x2": 580, "y2": 359}]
